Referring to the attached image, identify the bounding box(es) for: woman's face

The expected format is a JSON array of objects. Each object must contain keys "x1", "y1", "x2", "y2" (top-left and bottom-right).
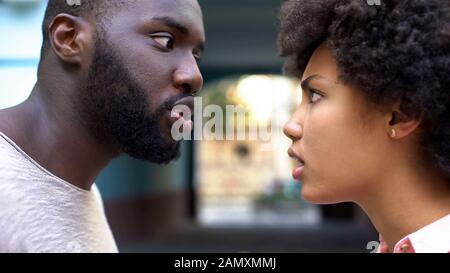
[{"x1": 283, "y1": 43, "x2": 390, "y2": 204}]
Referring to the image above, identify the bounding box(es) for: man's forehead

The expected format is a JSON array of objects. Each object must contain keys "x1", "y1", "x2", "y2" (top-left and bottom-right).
[
  {"x1": 122, "y1": 0, "x2": 204, "y2": 33},
  {"x1": 131, "y1": 0, "x2": 202, "y2": 18}
]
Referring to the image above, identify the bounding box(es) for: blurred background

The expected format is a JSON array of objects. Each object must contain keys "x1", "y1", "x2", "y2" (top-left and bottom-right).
[{"x1": 0, "y1": 0, "x2": 377, "y2": 252}]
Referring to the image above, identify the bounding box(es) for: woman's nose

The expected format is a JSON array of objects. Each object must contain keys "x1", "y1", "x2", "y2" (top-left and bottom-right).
[{"x1": 283, "y1": 114, "x2": 303, "y2": 141}]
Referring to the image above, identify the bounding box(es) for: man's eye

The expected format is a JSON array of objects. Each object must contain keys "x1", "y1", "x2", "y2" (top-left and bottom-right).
[
  {"x1": 152, "y1": 36, "x2": 174, "y2": 50},
  {"x1": 194, "y1": 54, "x2": 202, "y2": 64}
]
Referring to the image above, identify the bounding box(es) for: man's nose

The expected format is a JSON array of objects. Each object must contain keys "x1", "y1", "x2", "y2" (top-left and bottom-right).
[{"x1": 173, "y1": 57, "x2": 203, "y2": 94}]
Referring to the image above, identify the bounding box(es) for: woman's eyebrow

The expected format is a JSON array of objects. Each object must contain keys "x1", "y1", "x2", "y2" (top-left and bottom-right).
[{"x1": 301, "y1": 74, "x2": 326, "y2": 90}]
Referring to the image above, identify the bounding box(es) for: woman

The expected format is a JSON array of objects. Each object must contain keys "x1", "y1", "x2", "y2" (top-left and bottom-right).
[{"x1": 279, "y1": 0, "x2": 450, "y2": 253}]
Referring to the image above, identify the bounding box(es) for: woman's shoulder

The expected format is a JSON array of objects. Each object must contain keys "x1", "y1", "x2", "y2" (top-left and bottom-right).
[{"x1": 401, "y1": 214, "x2": 450, "y2": 253}]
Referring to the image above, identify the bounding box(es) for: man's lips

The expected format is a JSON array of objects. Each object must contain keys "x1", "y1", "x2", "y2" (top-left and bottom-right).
[
  {"x1": 169, "y1": 96, "x2": 194, "y2": 115},
  {"x1": 167, "y1": 96, "x2": 195, "y2": 135},
  {"x1": 288, "y1": 148, "x2": 305, "y2": 180},
  {"x1": 170, "y1": 111, "x2": 193, "y2": 134}
]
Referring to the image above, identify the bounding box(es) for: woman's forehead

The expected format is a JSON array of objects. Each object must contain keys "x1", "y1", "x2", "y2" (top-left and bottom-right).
[{"x1": 303, "y1": 43, "x2": 338, "y2": 82}]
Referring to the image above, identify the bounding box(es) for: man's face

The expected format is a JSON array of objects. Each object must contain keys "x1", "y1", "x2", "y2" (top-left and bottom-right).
[{"x1": 82, "y1": 0, "x2": 205, "y2": 164}]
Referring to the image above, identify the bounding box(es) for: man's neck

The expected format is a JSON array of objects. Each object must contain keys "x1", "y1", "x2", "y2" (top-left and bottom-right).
[{"x1": 0, "y1": 84, "x2": 117, "y2": 190}]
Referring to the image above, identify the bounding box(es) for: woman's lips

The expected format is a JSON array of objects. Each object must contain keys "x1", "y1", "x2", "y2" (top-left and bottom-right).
[
  {"x1": 292, "y1": 165, "x2": 304, "y2": 180},
  {"x1": 288, "y1": 148, "x2": 305, "y2": 180}
]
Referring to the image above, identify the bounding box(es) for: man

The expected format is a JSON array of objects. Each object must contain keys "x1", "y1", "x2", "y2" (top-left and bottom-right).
[{"x1": 0, "y1": 0, "x2": 205, "y2": 253}]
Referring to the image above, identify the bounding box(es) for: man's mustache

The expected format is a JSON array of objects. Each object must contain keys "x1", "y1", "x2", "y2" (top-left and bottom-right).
[{"x1": 163, "y1": 94, "x2": 195, "y2": 110}]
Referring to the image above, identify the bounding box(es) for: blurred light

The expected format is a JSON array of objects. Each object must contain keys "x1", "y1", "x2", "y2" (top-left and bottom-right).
[{"x1": 235, "y1": 75, "x2": 293, "y2": 124}]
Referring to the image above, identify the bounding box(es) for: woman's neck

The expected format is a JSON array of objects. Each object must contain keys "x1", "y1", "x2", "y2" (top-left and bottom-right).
[{"x1": 357, "y1": 162, "x2": 450, "y2": 252}]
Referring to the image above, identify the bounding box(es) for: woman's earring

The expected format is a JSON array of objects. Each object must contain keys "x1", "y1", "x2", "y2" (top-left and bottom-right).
[{"x1": 390, "y1": 128, "x2": 397, "y2": 138}]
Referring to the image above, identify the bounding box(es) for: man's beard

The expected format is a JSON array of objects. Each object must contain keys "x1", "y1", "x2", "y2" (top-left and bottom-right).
[{"x1": 80, "y1": 39, "x2": 182, "y2": 164}]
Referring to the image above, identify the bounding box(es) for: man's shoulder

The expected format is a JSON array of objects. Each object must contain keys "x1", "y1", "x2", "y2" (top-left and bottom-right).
[
  {"x1": 0, "y1": 132, "x2": 33, "y2": 179},
  {"x1": 0, "y1": 134, "x2": 39, "y2": 203},
  {"x1": 0, "y1": 132, "x2": 52, "y2": 208}
]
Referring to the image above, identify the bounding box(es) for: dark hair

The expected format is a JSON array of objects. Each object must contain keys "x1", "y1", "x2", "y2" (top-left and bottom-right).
[
  {"x1": 40, "y1": 0, "x2": 134, "y2": 58},
  {"x1": 278, "y1": 0, "x2": 450, "y2": 179}
]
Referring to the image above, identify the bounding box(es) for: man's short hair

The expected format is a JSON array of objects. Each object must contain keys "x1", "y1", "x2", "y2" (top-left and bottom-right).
[{"x1": 40, "y1": 0, "x2": 133, "y2": 58}]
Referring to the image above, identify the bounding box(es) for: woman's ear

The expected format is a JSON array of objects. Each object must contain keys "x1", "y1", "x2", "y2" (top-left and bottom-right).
[
  {"x1": 48, "y1": 13, "x2": 93, "y2": 66},
  {"x1": 385, "y1": 103, "x2": 421, "y2": 139}
]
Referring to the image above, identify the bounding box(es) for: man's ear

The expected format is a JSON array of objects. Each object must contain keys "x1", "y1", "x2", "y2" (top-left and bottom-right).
[
  {"x1": 48, "y1": 14, "x2": 93, "y2": 66},
  {"x1": 385, "y1": 103, "x2": 421, "y2": 139}
]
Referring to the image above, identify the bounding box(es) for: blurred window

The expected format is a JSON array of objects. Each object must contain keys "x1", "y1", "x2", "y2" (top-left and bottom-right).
[
  {"x1": 0, "y1": 1, "x2": 47, "y2": 109},
  {"x1": 196, "y1": 75, "x2": 321, "y2": 226}
]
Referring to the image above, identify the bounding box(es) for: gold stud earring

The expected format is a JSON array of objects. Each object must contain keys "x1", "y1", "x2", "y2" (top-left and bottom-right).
[{"x1": 390, "y1": 128, "x2": 397, "y2": 138}]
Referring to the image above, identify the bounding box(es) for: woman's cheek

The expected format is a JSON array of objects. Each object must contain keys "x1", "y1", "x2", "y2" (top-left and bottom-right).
[{"x1": 305, "y1": 106, "x2": 343, "y2": 158}]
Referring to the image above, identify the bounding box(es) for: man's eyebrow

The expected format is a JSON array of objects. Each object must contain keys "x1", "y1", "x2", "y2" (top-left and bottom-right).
[
  {"x1": 301, "y1": 75, "x2": 326, "y2": 90},
  {"x1": 152, "y1": 16, "x2": 189, "y2": 35},
  {"x1": 152, "y1": 16, "x2": 205, "y2": 54}
]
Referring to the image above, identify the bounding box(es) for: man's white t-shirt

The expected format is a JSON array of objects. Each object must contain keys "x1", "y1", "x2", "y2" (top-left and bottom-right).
[{"x1": 0, "y1": 132, "x2": 118, "y2": 253}]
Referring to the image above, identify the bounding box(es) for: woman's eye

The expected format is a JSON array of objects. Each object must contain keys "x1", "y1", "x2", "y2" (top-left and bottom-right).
[
  {"x1": 308, "y1": 89, "x2": 323, "y2": 104},
  {"x1": 152, "y1": 36, "x2": 174, "y2": 50}
]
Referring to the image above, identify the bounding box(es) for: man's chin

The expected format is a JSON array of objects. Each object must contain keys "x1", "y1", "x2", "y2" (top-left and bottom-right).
[{"x1": 124, "y1": 141, "x2": 181, "y2": 165}]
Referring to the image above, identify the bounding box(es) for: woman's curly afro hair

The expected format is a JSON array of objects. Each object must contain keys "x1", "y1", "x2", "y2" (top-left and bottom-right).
[{"x1": 278, "y1": 0, "x2": 450, "y2": 179}]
